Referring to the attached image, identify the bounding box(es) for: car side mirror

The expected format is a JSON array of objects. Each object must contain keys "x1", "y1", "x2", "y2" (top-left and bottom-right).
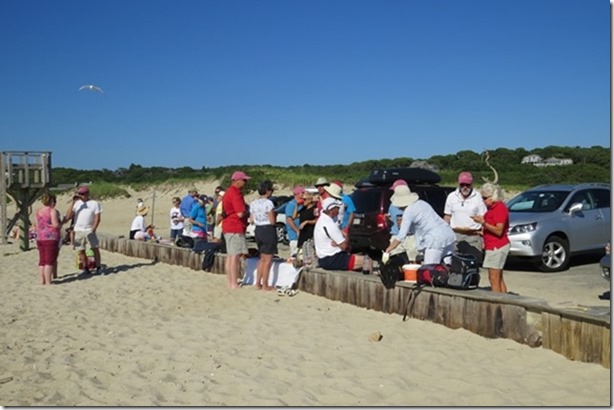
[{"x1": 568, "y1": 203, "x2": 583, "y2": 214}]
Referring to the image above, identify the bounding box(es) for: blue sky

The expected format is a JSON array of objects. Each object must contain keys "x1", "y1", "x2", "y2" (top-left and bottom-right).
[{"x1": 0, "y1": 0, "x2": 610, "y2": 170}]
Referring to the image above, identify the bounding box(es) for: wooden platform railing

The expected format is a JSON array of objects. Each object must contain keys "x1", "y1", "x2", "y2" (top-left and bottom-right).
[{"x1": 97, "y1": 234, "x2": 611, "y2": 368}]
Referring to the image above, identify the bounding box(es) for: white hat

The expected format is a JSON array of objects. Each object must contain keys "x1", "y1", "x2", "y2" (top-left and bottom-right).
[
  {"x1": 390, "y1": 185, "x2": 419, "y2": 208},
  {"x1": 315, "y1": 177, "x2": 330, "y2": 187},
  {"x1": 324, "y1": 183, "x2": 342, "y2": 199},
  {"x1": 322, "y1": 197, "x2": 342, "y2": 212}
]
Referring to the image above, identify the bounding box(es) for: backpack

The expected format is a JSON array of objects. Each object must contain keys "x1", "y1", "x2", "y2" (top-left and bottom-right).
[
  {"x1": 379, "y1": 253, "x2": 410, "y2": 289},
  {"x1": 447, "y1": 253, "x2": 480, "y2": 290},
  {"x1": 416, "y1": 263, "x2": 450, "y2": 287}
]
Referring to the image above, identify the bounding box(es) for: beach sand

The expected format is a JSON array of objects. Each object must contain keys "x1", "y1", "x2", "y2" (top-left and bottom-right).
[{"x1": 0, "y1": 183, "x2": 610, "y2": 406}]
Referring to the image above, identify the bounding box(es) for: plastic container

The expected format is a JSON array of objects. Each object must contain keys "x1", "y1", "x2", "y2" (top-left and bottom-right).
[{"x1": 402, "y1": 263, "x2": 421, "y2": 282}]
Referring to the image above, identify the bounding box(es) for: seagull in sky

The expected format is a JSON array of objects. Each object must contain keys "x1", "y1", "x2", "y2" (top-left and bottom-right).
[{"x1": 78, "y1": 84, "x2": 105, "y2": 95}]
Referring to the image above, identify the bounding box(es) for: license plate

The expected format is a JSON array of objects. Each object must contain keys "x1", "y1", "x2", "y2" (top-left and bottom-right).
[{"x1": 353, "y1": 218, "x2": 361, "y2": 225}]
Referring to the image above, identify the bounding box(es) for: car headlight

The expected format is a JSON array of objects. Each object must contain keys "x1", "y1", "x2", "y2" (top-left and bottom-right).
[{"x1": 509, "y1": 222, "x2": 537, "y2": 235}]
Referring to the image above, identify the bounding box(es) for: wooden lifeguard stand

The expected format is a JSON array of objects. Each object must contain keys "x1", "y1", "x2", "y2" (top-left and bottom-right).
[{"x1": 0, "y1": 151, "x2": 52, "y2": 250}]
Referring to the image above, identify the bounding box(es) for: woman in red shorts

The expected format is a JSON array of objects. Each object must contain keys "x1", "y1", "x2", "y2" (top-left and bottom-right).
[{"x1": 35, "y1": 193, "x2": 63, "y2": 285}]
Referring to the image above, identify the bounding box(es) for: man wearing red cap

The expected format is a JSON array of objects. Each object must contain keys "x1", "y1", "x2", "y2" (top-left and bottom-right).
[
  {"x1": 222, "y1": 171, "x2": 251, "y2": 289},
  {"x1": 443, "y1": 171, "x2": 487, "y2": 263}
]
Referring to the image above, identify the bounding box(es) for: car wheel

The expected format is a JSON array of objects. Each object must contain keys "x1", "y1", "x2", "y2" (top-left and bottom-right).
[
  {"x1": 538, "y1": 235, "x2": 570, "y2": 272},
  {"x1": 275, "y1": 223, "x2": 286, "y2": 244}
]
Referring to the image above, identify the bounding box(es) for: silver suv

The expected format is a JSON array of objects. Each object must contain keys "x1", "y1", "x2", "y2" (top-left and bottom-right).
[{"x1": 507, "y1": 183, "x2": 611, "y2": 272}]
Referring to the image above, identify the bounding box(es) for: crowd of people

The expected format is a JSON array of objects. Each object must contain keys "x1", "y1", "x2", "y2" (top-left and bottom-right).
[{"x1": 30, "y1": 170, "x2": 510, "y2": 293}]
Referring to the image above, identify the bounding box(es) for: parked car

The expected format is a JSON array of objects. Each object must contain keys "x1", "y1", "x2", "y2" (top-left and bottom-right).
[
  {"x1": 246, "y1": 200, "x2": 290, "y2": 244},
  {"x1": 507, "y1": 183, "x2": 611, "y2": 272},
  {"x1": 348, "y1": 167, "x2": 455, "y2": 254}
]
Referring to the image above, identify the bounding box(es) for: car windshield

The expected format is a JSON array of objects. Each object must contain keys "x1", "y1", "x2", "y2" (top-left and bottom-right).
[{"x1": 507, "y1": 190, "x2": 570, "y2": 212}]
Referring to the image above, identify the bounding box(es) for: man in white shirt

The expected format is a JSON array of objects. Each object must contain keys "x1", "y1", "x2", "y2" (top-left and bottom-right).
[
  {"x1": 314, "y1": 198, "x2": 365, "y2": 272},
  {"x1": 443, "y1": 171, "x2": 487, "y2": 263},
  {"x1": 65, "y1": 186, "x2": 103, "y2": 275}
]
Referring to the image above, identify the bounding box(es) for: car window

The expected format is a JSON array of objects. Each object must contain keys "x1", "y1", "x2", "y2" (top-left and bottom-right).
[
  {"x1": 508, "y1": 190, "x2": 569, "y2": 212},
  {"x1": 568, "y1": 190, "x2": 593, "y2": 211},
  {"x1": 590, "y1": 189, "x2": 611, "y2": 209}
]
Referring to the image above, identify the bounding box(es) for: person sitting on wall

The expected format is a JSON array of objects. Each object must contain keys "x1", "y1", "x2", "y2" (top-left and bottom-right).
[{"x1": 314, "y1": 197, "x2": 366, "y2": 272}]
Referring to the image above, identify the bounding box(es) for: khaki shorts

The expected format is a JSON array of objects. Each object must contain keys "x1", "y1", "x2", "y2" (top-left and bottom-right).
[
  {"x1": 482, "y1": 243, "x2": 511, "y2": 270},
  {"x1": 73, "y1": 230, "x2": 99, "y2": 251},
  {"x1": 224, "y1": 233, "x2": 248, "y2": 256}
]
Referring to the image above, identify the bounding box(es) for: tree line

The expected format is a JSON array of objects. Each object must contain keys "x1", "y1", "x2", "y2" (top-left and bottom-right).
[{"x1": 52, "y1": 145, "x2": 610, "y2": 191}]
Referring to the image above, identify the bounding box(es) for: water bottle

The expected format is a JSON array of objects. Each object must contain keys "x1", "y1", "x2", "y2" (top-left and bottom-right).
[{"x1": 362, "y1": 254, "x2": 372, "y2": 275}]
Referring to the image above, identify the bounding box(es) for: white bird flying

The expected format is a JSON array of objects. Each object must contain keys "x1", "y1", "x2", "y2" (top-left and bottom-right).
[{"x1": 78, "y1": 84, "x2": 105, "y2": 94}]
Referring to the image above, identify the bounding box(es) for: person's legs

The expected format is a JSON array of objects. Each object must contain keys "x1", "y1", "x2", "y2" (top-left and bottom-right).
[
  {"x1": 289, "y1": 239, "x2": 298, "y2": 258},
  {"x1": 224, "y1": 233, "x2": 243, "y2": 289},
  {"x1": 488, "y1": 268, "x2": 505, "y2": 293},
  {"x1": 42, "y1": 264, "x2": 53, "y2": 285},
  {"x1": 228, "y1": 254, "x2": 241, "y2": 289},
  {"x1": 260, "y1": 253, "x2": 274, "y2": 290},
  {"x1": 483, "y1": 244, "x2": 510, "y2": 293},
  {"x1": 423, "y1": 248, "x2": 444, "y2": 265}
]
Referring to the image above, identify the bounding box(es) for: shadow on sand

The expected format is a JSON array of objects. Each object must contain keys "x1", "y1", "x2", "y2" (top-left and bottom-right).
[{"x1": 53, "y1": 259, "x2": 159, "y2": 285}]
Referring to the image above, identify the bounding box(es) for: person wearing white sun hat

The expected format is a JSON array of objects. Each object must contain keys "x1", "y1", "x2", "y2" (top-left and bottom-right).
[{"x1": 383, "y1": 185, "x2": 456, "y2": 266}]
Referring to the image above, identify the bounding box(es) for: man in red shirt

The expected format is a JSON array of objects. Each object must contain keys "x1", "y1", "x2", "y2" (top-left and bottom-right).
[{"x1": 222, "y1": 171, "x2": 251, "y2": 289}]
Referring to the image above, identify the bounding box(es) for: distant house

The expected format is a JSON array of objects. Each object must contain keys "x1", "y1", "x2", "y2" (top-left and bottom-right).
[
  {"x1": 522, "y1": 155, "x2": 573, "y2": 167},
  {"x1": 521, "y1": 154, "x2": 542, "y2": 165}
]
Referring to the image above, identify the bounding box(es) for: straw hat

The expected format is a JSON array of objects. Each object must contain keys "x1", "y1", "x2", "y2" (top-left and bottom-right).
[
  {"x1": 324, "y1": 183, "x2": 342, "y2": 199},
  {"x1": 137, "y1": 206, "x2": 149, "y2": 216},
  {"x1": 390, "y1": 185, "x2": 419, "y2": 208}
]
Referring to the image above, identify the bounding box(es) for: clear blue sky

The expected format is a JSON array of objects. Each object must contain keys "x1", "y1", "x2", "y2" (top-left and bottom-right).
[{"x1": 1, "y1": 0, "x2": 610, "y2": 170}]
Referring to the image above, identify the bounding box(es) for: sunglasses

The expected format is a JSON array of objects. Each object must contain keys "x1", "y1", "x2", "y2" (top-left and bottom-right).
[
  {"x1": 459, "y1": 183, "x2": 472, "y2": 187},
  {"x1": 481, "y1": 195, "x2": 491, "y2": 200}
]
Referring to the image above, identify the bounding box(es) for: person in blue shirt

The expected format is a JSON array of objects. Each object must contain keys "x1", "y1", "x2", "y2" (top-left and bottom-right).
[
  {"x1": 188, "y1": 195, "x2": 208, "y2": 239},
  {"x1": 180, "y1": 189, "x2": 198, "y2": 218},
  {"x1": 332, "y1": 181, "x2": 356, "y2": 235},
  {"x1": 285, "y1": 186, "x2": 305, "y2": 258}
]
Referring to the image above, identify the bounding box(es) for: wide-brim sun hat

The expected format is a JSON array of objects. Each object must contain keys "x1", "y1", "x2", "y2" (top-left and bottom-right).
[
  {"x1": 390, "y1": 185, "x2": 419, "y2": 208},
  {"x1": 315, "y1": 177, "x2": 330, "y2": 187},
  {"x1": 137, "y1": 206, "x2": 149, "y2": 216},
  {"x1": 324, "y1": 183, "x2": 342, "y2": 199}
]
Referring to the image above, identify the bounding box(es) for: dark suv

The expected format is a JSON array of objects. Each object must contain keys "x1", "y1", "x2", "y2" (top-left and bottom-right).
[{"x1": 349, "y1": 168, "x2": 455, "y2": 253}]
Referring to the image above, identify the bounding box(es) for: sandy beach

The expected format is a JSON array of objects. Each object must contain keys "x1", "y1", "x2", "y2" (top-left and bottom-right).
[{"x1": 0, "y1": 182, "x2": 611, "y2": 406}]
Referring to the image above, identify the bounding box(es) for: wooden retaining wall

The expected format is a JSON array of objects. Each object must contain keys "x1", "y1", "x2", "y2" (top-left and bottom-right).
[{"x1": 98, "y1": 235, "x2": 611, "y2": 368}]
